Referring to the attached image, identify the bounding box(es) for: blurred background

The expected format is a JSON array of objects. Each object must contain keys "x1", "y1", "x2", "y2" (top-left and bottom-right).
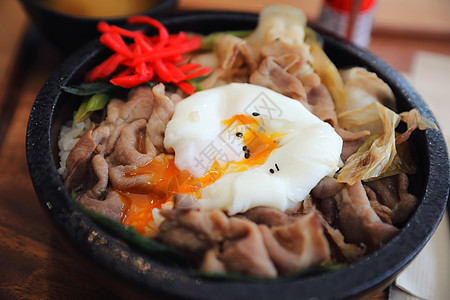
[
  {"x1": 1, "y1": 0, "x2": 449, "y2": 144},
  {"x1": 2, "y1": 0, "x2": 450, "y2": 72}
]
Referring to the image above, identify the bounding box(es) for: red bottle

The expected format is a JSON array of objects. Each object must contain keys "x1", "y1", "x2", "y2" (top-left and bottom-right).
[{"x1": 317, "y1": 0, "x2": 378, "y2": 47}]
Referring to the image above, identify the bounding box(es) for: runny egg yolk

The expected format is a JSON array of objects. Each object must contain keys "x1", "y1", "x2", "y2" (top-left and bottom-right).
[{"x1": 117, "y1": 114, "x2": 282, "y2": 234}]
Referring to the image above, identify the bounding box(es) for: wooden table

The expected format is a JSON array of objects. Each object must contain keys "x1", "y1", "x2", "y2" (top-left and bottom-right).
[{"x1": 1, "y1": 0, "x2": 449, "y2": 298}]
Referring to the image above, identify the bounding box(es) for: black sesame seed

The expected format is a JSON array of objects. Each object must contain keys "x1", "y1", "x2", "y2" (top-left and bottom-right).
[
  {"x1": 243, "y1": 146, "x2": 248, "y2": 151},
  {"x1": 244, "y1": 152, "x2": 250, "y2": 159},
  {"x1": 269, "y1": 169, "x2": 275, "y2": 174},
  {"x1": 275, "y1": 164, "x2": 279, "y2": 171},
  {"x1": 236, "y1": 132, "x2": 243, "y2": 138},
  {"x1": 252, "y1": 112, "x2": 260, "y2": 116}
]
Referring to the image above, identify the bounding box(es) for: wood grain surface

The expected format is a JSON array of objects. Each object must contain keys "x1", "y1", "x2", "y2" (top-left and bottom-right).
[{"x1": 1, "y1": 0, "x2": 449, "y2": 299}]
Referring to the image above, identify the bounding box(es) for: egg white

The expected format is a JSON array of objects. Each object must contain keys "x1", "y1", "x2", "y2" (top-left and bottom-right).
[{"x1": 164, "y1": 83, "x2": 343, "y2": 214}]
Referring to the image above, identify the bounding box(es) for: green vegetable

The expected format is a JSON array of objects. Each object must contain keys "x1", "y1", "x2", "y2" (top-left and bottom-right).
[
  {"x1": 73, "y1": 98, "x2": 90, "y2": 123},
  {"x1": 147, "y1": 81, "x2": 160, "y2": 88},
  {"x1": 86, "y1": 93, "x2": 109, "y2": 111},
  {"x1": 187, "y1": 76, "x2": 208, "y2": 92},
  {"x1": 200, "y1": 30, "x2": 253, "y2": 50},
  {"x1": 73, "y1": 93, "x2": 109, "y2": 123},
  {"x1": 61, "y1": 81, "x2": 118, "y2": 96},
  {"x1": 71, "y1": 190, "x2": 77, "y2": 201},
  {"x1": 193, "y1": 263, "x2": 345, "y2": 281},
  {"x1": 81, "y1": 207, "x2": 188, "y2": 268},
  {"x1": 285, "y1": 263, "x2": 345, "y2": 279}
]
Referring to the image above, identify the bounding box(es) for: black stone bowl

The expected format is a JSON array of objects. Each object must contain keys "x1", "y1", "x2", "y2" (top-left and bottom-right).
[
  {"x1": 18, "y1": 0, "x2": 178, "y2": 53},
  {"x1": 26, "y1": 11, "x2": 449, "y2": 299}
]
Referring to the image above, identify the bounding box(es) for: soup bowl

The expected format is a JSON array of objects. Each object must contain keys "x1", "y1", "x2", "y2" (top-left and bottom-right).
[
  {"x1": 19, "y1": 0, "x2": 178, "y2": 52},
  {"x1": 26, "y1": 10, "x2": 449, "y2": 299}
]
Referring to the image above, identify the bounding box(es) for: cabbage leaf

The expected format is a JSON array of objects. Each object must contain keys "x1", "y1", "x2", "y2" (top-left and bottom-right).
[
  {"x1": 337, "y1": 102, "x2": 438, "y2": 185},
  {"x1": 337, "y1": 102, "x2": 400, "y2": 185},
  {"x1": 396, "y1": 108, "x2": 439, "y2": 144},
  {"x1": 306, "y1": 36, "x2": 348, "y2": 115}
]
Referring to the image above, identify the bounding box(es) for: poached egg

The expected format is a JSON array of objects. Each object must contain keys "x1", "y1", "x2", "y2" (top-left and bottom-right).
[{"x1": 164, "y1": 83, "x2": 343, "y2": 214}]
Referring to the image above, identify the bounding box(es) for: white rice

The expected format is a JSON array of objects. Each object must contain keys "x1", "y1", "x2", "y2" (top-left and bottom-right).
[
  {"x1": 57, "y1": 118, "x2": 92, "y2": 177},
  {"x1": 152, "y1": 201, "x2": 174, "y2": 227}
]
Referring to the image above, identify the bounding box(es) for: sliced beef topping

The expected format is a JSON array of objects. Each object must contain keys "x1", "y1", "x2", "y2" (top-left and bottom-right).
[
  {"x1": 364, "y1": 173, "x2": 419, "y2": 224},
  {"x1": 222, "y1": 217, "x2": 277, "y2": 278},
  {"x1": 158, "y1": 208, "x2": 330, "y2": 278},
  {"x1": 311, "y1": 176, "x2": 345, "y2": 200},
  {"x1": 215, "y1": 34, "x2": 256, "y2": 71},
  {"x1": 106, "y1": 119, "x2": 152, "y2": 168},
  {"x1": 108, "y1": 165, "x2": 150, "y2": 193},
  {"x1": 106, "y1": 85, "x2": 154, "y2": 125},
  {"x1": 103, "y1": 123, "x2": 127, "y2": 156},
  {"x1": 240, "y1": 206, "x2": 294, "y2": 226},
  {"x1": 307, "y1": 83, "x2": 338, "y2": 126},
  {"x1": 250, "y1": 56, "x2": 308, "y2": 105},
  {"x1": 335, "y1": 181, "x2": 399, "y2": 251},
  {"x1": 198, "y1": 34, "x2": 255, "y2": 90},
  {"x1": 317, "y1": 213, "x2": 366, "y2": 262},
  {"x1": 78, "y1": 191, "x2": 125, "y2": 222},
  {"x1": 84, "y1": 154, "x2": 109, "y2": 199},
  {"x1": 317, "y1": 197, "x2": 339, "y2": 227},
  {"x1": 64, "y1": 126, "x2": 109, "y2": 190},
  {"x1": 200, "y1": 248, "x2": 227, "y2": 274},
  {"x1": 260, "y1": 41, "x2": 307, "y2": 68},
  {"x1": 145, "y1": 84, "x2": 175, "y2": 155},
  {"x1": 158, "y1": 209, "x2": 230, "y2": 255},
  {"x1": 259, "y1": 212, "x2": 330, "y2": 276}
]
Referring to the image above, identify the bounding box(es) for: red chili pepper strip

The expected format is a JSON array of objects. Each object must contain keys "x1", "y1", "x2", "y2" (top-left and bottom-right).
[
  {"x1": 182, "y1": 67, "x2": 211, "y2": 81},
  {"x1": 152, "y1": 59, "x2": 173, "y2": 82},
  {"x1": 85, "y1": 65, "x2": 105, "y2": 83},
  {"x1": 86, "y1": 17, "x2": 208, "y2": 95},
  {"x1": 97, "y1": 21, "x2": 111, "y2": 33},
  {"x1": 136, "y1": 62, "x2": 152, "y2": 77},
  {"x1": 133, "y1": 35, "x2": 202, "y2": 64},
  {"x1": 127, "y1": 16, "x2": 169, "y2": 48},
  {"x1": 133, "y1": 44, "x2": 151, "y2": 77},
  {"x1": 164, "y1": 62, "x2": 186, "y2": 82},
  {"x1": 100, "y1": 32, "x2": 133, "y2": 58},
  {"x1": 164, "y1": 55, "x2": 184, "y2": 64},
  {"x1": 111, "y1": 73, "x2": 152, "y2": 88},
  {"x1": 175, "y1": 81, "x2": 196, "y2": 95},
  {"x1": 85, "y1": 53, "x2": 125, "y2": 82},
  {"x1": 134, "y1": 35, "x2": 153, "y2": 52},
  {"x1": 109, "y1": 25, "x2": 143, "y2": 39},
  {"x1": 98, "y1": 20, "x2": 145, "y2": 39},
  {"x1": 99, "y1": 53, "x2": 126, "y2": 77},
  {"x1": 134, "y1": 43, "x2": 142, "y2": 56},
  {"x1": 114, "y1": 67, "x2": 134, "y2": 78},
  {"x1": 167, "y1": 32, "x2": 189, "y2": 46},
  {"x1": 177, "y1": 63, "x2": 202, "y2": 73},
  {"x1": 134, "y1": 40, "x2": 202, "y2": 65}
]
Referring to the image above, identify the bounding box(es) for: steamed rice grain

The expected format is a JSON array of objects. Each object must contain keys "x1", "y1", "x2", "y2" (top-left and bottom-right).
[{"x1": 57, "y1": 118, "x2": 92, "y2": 176}]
